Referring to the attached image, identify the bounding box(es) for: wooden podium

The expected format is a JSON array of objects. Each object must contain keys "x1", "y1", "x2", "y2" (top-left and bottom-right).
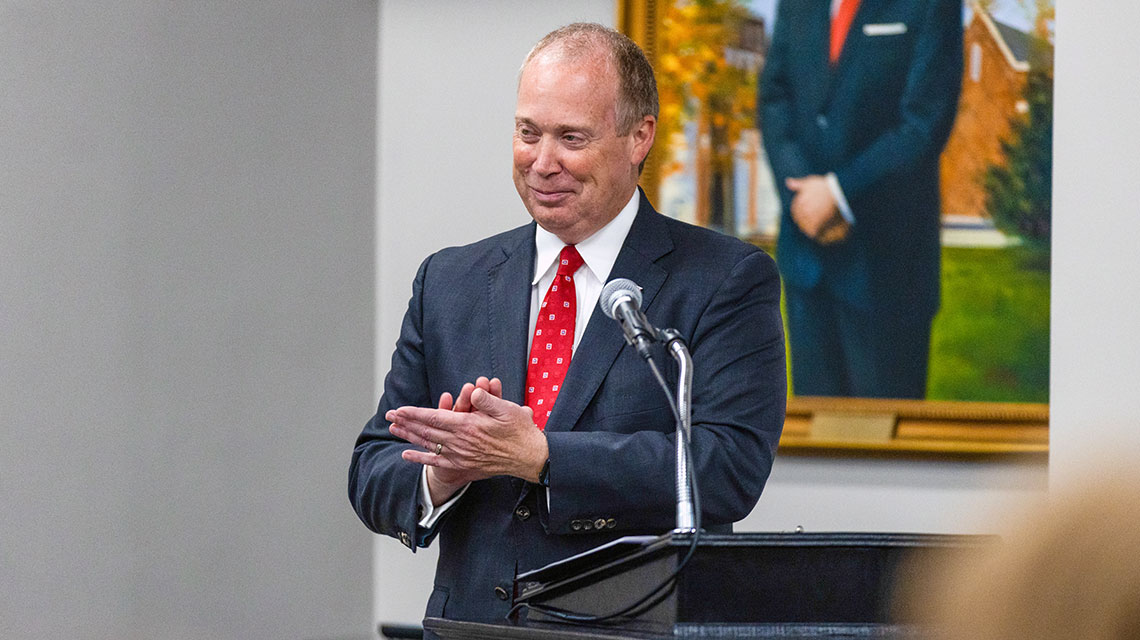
[{"x1": 424, "y1": 531, "x2": 993, "y2": 640}]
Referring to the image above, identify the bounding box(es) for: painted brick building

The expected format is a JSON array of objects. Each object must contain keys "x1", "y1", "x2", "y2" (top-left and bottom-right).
[{"x1": 940, "y1": 5, "x2": 1031, "y2": 219}]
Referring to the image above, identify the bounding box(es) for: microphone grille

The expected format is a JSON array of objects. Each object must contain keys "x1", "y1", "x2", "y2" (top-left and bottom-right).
[{"x1": 599, "y1": 278, "x2": 643, "y2": 319}]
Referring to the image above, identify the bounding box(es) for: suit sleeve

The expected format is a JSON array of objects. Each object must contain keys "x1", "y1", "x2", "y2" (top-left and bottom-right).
[
  {"x1": 540, "y1": 249, "x2": 786, "y2": 533},
  {"x1": 833, "y1": 0, "x2": 963, "y2": 203},
  {"x1": 348, "y1": 255, "x2": 436, "y2": 552}
]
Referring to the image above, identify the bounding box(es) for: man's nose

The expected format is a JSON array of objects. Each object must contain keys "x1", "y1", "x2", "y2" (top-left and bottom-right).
[{"x1": 532, "y1": 138, "x2": 561, "y2": 176}]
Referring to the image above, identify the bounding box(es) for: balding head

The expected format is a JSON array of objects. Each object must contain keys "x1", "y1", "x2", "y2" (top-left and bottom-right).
[{"x1": 522, "y1": 23, "x2": 658, "y2": 137}]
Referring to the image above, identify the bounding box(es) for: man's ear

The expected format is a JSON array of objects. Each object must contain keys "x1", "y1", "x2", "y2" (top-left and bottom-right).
[{"x1": 630, "y1": 115, "x2": 657, "y2": 166}]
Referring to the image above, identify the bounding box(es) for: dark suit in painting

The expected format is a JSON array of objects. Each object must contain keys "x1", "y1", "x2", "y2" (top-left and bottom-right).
[
  {"x1": 348, "y1": 192, "x2": 786, "y2": 627},
  {"x1": 760, "y1": 0, "x2": 963, "y2": 398}
]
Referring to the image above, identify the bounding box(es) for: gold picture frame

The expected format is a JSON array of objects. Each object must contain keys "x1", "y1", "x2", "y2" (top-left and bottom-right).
[{"x1": 617, "y1": 0, "x2": 1049, "y2": 458}]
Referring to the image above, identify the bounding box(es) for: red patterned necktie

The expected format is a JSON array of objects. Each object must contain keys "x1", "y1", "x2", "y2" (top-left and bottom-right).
[
  {"x1": 830, "y1": 0, "x2": 861, "y2": 64},
  {"x1": 525, "y1": 245, "x2": 584, "y2": 430}
]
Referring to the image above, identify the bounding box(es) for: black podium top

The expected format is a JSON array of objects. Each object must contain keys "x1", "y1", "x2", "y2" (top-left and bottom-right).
[
  {"x1": 505, "y1": 531, "x2": 991, "y2": 639},
  {"x1": 515, "y1": 531, "x2": 988, "y2": 603},
  {"x1": 419, "y1": 532, "x2": 992, "y2": 639}
]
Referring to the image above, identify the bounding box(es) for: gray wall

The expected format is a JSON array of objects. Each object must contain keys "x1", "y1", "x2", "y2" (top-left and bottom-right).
[
  {"x1": 1, "y1": 2, "x2": 375, "y2": 639},
  {"x1": 1049, "y1": 1, "x2": 1140, "y2": 480}
]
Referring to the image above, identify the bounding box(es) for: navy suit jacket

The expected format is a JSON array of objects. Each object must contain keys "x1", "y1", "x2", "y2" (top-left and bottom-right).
[
  {"x1": 349, "y1": 192, "x2": 786, "y2": 626},
  {"x1": 760, "y1": 0, "x2": 963, "y2": 317}
]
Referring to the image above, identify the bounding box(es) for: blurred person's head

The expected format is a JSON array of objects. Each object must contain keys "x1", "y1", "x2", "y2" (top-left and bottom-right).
[{"x1": 898, "y1": 473, "x2": 1140, "y2": 639}]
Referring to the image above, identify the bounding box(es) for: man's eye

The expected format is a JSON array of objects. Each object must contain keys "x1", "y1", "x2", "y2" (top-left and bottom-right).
[
  {"x1": 562, "y1": 134, "x2": 584, "y2": 145},
  {"x1": 518, "y1": 128, "x2": 539, "y2": 141}
]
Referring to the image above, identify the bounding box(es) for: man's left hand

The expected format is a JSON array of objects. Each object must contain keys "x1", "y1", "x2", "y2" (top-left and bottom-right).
[
  {"x1": 387, "y1": 389, "x2": 549, "y2": 484},
  {"x1": 786, "y1": 175, "x2": 850, "y2": 245}
]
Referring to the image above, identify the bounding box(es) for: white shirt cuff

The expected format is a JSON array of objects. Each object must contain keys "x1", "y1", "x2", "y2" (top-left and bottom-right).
[
  {"x1": 417, "y1": 466, "x2": 469, "y2": 529},
  {"x1": 826, "y1": 172, "x2": 855, "y2": 225}
]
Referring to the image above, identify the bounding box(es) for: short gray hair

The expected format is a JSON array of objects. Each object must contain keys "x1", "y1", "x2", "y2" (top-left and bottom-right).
[{"x1": 523, "y1": 22, "x2": 658, "y2": 136}]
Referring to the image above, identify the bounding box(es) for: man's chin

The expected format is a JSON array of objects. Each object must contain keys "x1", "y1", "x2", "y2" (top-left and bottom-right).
[
  {"x1": 526, "y1": 200, "x2": 573, "y2": 222},
  {"x1": 528, "y1": 207, "x2": 583, "y2": 237}
]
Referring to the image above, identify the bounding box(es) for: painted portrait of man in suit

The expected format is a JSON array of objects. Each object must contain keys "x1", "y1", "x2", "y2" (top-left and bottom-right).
[
  {"x1": 760, "y1": 0, "x2": 963, "y2": 399},
  {"x1": 646, "y1": 0, "x2": 1053, "y2": 403}
]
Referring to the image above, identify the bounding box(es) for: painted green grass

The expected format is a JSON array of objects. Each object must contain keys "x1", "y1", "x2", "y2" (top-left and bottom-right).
[
  {"x1": 770, "y1": 245, "x2": 1050, "y2": 402},
  {"x1": 928, "y1": 246, "x2": 1050, "y2": 402}
]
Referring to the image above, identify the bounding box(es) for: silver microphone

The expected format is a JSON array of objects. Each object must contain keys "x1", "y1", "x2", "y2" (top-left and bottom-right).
[{"x1": 600, "y1": 278, "x2": 660, "y2": 360}]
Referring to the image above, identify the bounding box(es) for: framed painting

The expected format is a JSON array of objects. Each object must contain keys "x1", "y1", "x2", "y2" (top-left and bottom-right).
[{"x1": 617, "y1": 0, "x2": 1051, "y2": 457}]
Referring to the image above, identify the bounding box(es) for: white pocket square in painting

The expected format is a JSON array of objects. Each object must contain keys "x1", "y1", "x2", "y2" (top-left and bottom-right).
[{"x1": 863, "y1": 22, "x2": 907, "y2": 36}]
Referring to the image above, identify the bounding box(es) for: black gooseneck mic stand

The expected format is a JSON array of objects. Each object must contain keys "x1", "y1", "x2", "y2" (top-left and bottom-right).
[{"x1": 509, "y1": 282, "x2": 702, "y2": 625}]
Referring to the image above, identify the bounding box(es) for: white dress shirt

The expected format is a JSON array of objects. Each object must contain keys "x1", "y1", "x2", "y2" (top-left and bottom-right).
[
  {"x1": 528, "y1": 189, "x2": 640, "y2": 353},
  {"x1": 416, "y1": 189, "x2": 641, "y2": 531}
]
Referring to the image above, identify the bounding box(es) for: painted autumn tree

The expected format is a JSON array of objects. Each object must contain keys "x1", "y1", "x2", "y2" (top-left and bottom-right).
[
  {"x1": 657, "y1": 0, "x2": 758, "y2": 232},
  {"x1": 984, "y1": 45, "x2": 1052, "y2": 249}
]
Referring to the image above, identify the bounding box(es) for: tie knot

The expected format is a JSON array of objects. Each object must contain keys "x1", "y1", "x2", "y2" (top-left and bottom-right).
[{"x1": 556, "y1": 245, "x2": 584, "y2": 277}]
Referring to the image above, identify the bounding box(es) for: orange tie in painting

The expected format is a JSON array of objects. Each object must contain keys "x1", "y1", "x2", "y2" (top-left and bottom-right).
[{"x1": 830, "y1": 0, "x2": 862, "y2": 64}]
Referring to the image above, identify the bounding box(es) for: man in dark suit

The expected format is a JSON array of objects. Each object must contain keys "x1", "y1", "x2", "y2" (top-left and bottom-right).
[
  {"x1": 349, "y1": 23, "x2": 786, "y2": 630},
  {"x1": 760, "y1": 0, "x2": 963, "y2": 398}
]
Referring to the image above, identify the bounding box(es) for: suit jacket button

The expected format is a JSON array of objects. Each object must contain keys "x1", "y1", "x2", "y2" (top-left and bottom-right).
[
  {"x1": 398, "y1": 531, "x2": 411, "y2": 548},
  {"x1": 571, "y1": 520, "x2": 583, "y2": 531},
  {"x1": 494, "y1": 586, "x2": 509, "y2": 601},
  {"x1": 515, "y1": 505, "x2": 531, "y2": 521},
  {"x1": 606, "y1": 518, "x2": 616, "y2": 529},
  {"x1": 583, "y1": 519, "x2": 594, "y2": 531},
  {"x1": 594, "y1": 518, "x2": 607, "y2": 530},
  {"x1": 816, "y1": 114, "x2": 828, "y2": 128}
]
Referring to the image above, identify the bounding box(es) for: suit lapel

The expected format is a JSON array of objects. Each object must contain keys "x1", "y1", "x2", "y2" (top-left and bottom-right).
[
  {"x1": 803, "y1": 2, "x2": 837, "y2": 116},
  {"x1": 545, "y1": 192, "x2": 674, "y2": 433},
  {"x1": 832, "y1": 0, "x2": 887, "y2": 80},
  {"x1": 814, "y1": 0, "x2": 894, "y2": 108},
  {"x1": 487, "y1": 224, "x2": 536, "y2": 406}
]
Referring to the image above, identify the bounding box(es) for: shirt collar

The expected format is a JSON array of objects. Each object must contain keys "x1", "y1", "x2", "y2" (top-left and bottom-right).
[{"x1": 531, "y1": 188, "x2": 640, "y2": 285}]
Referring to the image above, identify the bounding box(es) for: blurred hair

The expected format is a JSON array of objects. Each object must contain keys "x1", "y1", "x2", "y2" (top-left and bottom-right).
[{"x1": 897, "y1": 472, "x2": 1140, "y2": 640}]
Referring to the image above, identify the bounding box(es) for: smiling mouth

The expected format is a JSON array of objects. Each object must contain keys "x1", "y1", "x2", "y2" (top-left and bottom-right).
[{"x1": 530, "y1": 187, "x2": 574, "y2": 204}]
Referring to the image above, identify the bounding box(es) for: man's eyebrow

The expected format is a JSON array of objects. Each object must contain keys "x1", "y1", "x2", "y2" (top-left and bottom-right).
[{"x1": 514, "y1": 118, "x2": 598, "y2": 136}]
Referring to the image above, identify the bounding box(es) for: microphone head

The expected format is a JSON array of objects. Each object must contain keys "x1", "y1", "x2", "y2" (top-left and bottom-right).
[{"x1": 599, "y1": 278, "x2": 643, "y2": 319}]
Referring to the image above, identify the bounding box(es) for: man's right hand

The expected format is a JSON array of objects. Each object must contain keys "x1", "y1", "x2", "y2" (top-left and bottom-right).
[
  {"x1": 786, "y1": 175, "x2": 850, "y2": 245},
  {"x1": 424, "y1": 377, "x2": 502, "y2": 506}
]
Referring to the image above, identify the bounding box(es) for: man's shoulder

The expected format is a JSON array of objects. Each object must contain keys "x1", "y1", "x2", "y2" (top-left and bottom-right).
[
  {"x1": 652, "y1": 211, "x2": 769, "y2": 270},
  {"x1": 424, "y1": 222, "x2": 534, "y2": 271}
]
